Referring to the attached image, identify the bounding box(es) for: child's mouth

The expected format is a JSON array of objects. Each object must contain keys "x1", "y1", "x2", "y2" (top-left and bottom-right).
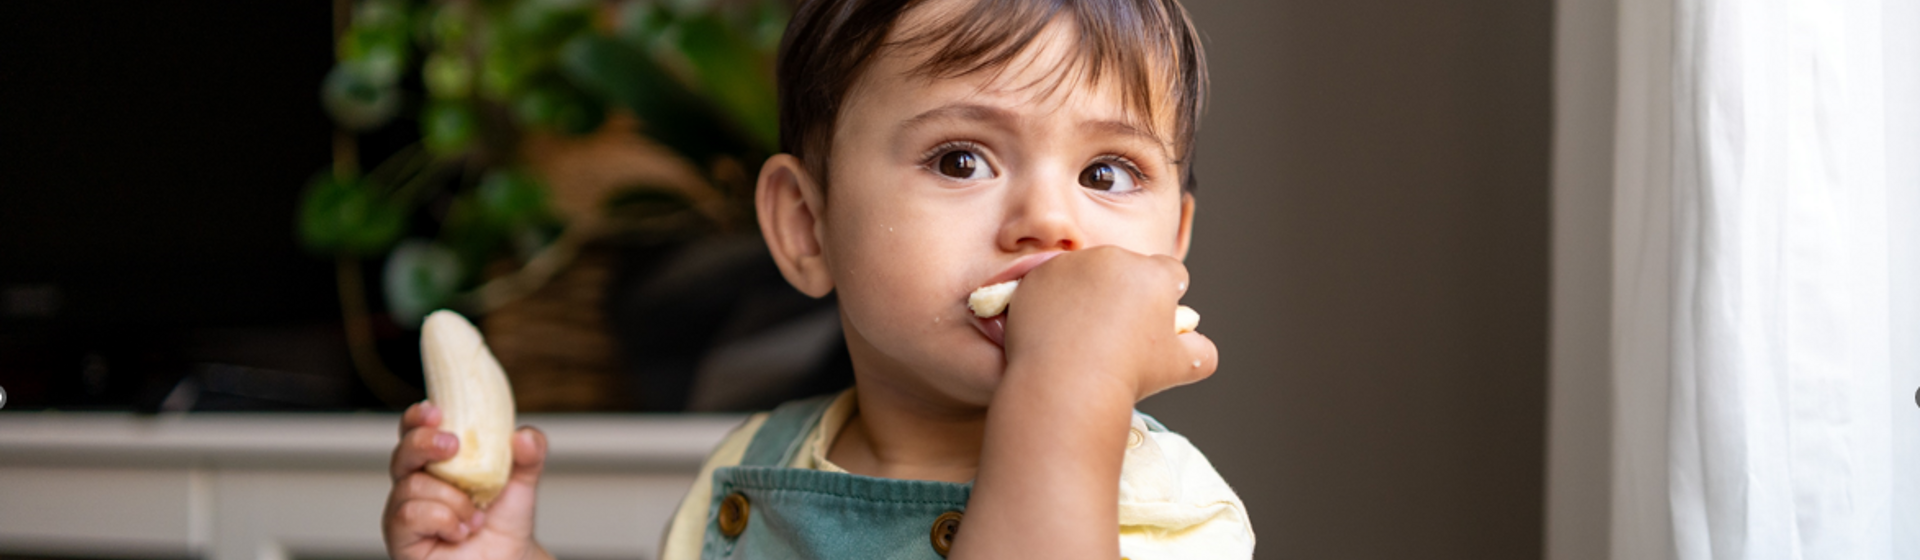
[
  {"x1": 962, "y1": 251, "x2": 1065, "y2": 348},
  {"x1": 971, "y1": 314, "x2": 1008, "y2": 347}
]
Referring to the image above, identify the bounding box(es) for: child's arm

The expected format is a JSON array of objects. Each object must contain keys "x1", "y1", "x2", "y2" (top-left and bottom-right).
[
  {"x1": 383, "y1": 402, "x2": 557, "y2": 560},
  {"x1": 951, "y1": 246, "x2": 1219, "y2": 559}
]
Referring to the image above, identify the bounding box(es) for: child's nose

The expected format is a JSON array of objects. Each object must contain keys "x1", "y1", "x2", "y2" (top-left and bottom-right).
[{"x1": 996, "y1": 176, "x2": 1084, "y2": 252}]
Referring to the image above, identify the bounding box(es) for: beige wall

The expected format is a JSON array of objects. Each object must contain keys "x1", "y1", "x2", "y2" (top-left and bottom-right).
[
  {"x1": 1139, "y1": 1, "x2": 1552, "y2": 558},
  {"x1": 1547, "y1": 0, "x2": 1614, "y2": 558}
]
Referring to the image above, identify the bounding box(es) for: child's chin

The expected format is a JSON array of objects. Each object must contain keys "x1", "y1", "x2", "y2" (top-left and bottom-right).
[{"x1": 926, "y1": 350, "x2": 1007, "y2": 407}]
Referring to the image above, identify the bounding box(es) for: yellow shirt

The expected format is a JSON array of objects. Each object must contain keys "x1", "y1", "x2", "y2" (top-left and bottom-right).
[{"x1": 659, "y1": 390, "x2": 1256, "y2": 559}]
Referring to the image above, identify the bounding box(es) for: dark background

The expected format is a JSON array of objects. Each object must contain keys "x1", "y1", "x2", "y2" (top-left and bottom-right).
[
  {"x1": 0, "y1": 3, "x2": 363, "y2": 410},
  {"x1": 2, "y1": 3, "x2": 337, "y2": 326},
  {"x1": 1146, "y1": 0, "x2": 1552, "y2": 558},
  {"x1": 0, "y1": 1, "x2": 1551, "y2": 558}
]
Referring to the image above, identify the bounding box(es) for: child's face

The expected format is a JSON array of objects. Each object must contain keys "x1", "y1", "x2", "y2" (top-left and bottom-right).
[{"x1": 779, "y1": 7, "x2": 1195, "y2": 410}]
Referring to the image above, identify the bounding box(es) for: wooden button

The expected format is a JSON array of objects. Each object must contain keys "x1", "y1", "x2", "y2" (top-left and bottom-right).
[
  {"x1": 717, "y1": 492, "x2": 750, "y2": 537},
  {"x1": 929, "y1": 511, "x2": 964, "y2": 557}
]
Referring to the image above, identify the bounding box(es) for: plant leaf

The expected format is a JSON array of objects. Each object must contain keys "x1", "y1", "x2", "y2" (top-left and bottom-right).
[
  {"x1": 383, "y1": 239, "x2": 463, "y2": 327},
  {"x1": 321, "y1": 62, "x2": 401, "y2": 131},
  {"x1": 424, "y1": 1, "x2": 472, "y2": 48},
  {"x1": 298, "y1": 172, "x2": 407, "y2": 257},
  {"x1": 557, "y1": 35, "x2": 751, "y2": 166},
  {"x1": 422, "y1": 101, "x2": 480, "y2": 155},
  {"x1": 440, "y1": 192, "x2": 505, "y2": 280},
  {"x1": 424, "y1": 51, "x2": 474, "y2": 100},
  {"x1": 616, "y1": 1, "x2": 675, "y2": 48},
  {"x1": 668, "y1": 12, "x2": 779, "y2": 151},
  {"x1": 477, "y1": 168, "x2": 553, "y2": 228},
  {"x1": 340, "y1": 0, "x2": 414, "y2": 84},
  {"x1": 506, "y1": 0, "x2": 595, "y2": 48},
  {"x1": 513, "y1": 78, "x2": 606, "y2": 135}
]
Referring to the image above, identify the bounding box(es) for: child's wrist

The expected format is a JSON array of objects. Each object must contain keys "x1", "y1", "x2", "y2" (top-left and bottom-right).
[
  {"x1": 520, "y1": 540, "x2": 554, "y2": 560},
  {"x1": 1001, "y1": 355, "x2": 1141, "y2": 408}
]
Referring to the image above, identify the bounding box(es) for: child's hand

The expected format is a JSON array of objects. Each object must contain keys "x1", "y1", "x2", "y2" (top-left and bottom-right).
[
  {"x1": 1000, "y1": 246, "x2": 1219, "y2": 400},
  {"x1": 956, "y1": 247, "x2": 1219, "y2": 559},
  {"x1": 383, "y1": 402, "x2": 554, "y2": 560}
]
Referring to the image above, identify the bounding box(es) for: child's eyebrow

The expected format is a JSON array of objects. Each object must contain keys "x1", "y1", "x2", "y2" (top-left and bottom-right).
[
  {"x1": 898, "y1": 103, "x2": 1019, "y2": 135},
  {"x1": 898, "y1": 103, "x2": 1175, "y2": 161},
  {"x1": 1080, "y1": 119, "x2": 1175, "y2": 162}
]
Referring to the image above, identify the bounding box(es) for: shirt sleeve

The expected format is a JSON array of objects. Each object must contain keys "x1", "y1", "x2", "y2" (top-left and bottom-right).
[
  {"x1": 1116, "y1": 416, "x2": 1257, "y2": 560},
  {"x1": 658, "y1": 413, "x2": 768, "y2": 560}
]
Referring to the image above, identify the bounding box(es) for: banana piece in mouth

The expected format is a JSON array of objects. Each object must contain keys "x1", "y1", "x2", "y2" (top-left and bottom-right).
[
  {"x1": 968, "y1": 280, "x2": 1201, "y2": 334},
  {"x1": 420, "y1": 310, "x2": 517, "y2": 507}
]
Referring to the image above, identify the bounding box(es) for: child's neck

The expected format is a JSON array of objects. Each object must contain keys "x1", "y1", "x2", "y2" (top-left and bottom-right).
[{"x1": 826, "y1": 377, "x2": 987, "y2": 484}]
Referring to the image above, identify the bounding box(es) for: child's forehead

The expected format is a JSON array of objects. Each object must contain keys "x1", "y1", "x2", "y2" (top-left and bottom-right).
[{"x1": 846, "y1": 1, "x2": 1179, "y2": 147}]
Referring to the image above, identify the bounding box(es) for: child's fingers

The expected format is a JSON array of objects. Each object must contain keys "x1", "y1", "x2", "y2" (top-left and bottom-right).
[
  {"x1": 400, "y1": 401, "x2": 441, "y2": 435},
  {"x1": 1154, "y1": 330, "x2": 1219, "y2": 398},
  {"x1": 391, "y1": 427, "x2": 459, "y2": 481},
  {"x1": 1151, "y1": 254, "x2": 1192, "y2": 299},
  {"x1": 396, "y1": 472, "x2": 478, "y2": 521},
  {"x1": 1182, "y1": 330, "x2": 1220, "y2": 380},
  {"x1": 454, "y1": 428, "x2": 547, "y2": 541},
  {"x1": 390, "y1": 498, "x2": 473, "y2": 544}
]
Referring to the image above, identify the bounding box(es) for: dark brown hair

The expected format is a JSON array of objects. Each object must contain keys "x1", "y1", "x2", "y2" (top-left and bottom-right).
[{"x1": 776, "y1": 0, "x2": 1209, "y2": 191}]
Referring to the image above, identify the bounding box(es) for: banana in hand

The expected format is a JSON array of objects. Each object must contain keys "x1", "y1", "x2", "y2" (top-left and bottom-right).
[{"x1": 419, "y1": 310, "x2": 517, "y2": 507}]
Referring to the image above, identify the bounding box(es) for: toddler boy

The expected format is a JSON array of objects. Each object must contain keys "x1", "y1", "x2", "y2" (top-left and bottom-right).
[{"x1": 383, "y1": 0, "x2": 1252, "y2": 558}]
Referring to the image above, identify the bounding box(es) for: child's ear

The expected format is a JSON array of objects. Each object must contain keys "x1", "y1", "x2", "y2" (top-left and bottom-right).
[
  {"x1": 756, "y1": 154, "x2": 835, "y2": 298},
  {"x1": 1175, "y1": 191, "x2": 1196, "y2": 260}
]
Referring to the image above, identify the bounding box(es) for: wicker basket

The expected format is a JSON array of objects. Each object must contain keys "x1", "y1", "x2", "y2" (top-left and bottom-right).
[{"x1": 479, "y1": 245, "x2": 626, "y2": 412}]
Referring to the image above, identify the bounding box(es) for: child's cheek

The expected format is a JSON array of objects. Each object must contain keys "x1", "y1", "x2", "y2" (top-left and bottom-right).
[{"x1": 849, "y1": 223, "x2": 967, "y2": 325}]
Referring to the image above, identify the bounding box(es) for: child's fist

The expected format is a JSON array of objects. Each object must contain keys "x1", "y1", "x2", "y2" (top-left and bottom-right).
[
  {"x1": 1000, "y1": 246, "x2": 1218, "y2": 401},
  {"x1": 383, "y1": 402, "x2": 554, "y2": 560}
]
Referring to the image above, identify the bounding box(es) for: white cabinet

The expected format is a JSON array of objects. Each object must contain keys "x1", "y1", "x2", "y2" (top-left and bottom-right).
[{"x1": 0, "y1": 413, "x2": 743, "y2": 560}]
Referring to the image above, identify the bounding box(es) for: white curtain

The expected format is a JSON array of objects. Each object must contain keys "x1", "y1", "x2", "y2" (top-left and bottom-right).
[{"x1": 1607, "y1": 0, "x2": 1920, "y2": 559}]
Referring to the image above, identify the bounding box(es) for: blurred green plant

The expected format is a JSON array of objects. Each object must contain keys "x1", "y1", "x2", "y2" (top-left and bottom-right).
[{"x1": 301, "y1": 0, "x2": 785, "y2": 406}]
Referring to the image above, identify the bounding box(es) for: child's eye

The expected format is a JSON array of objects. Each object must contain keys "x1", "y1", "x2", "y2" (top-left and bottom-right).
[
  {"x1": 935, "y1": 149, "x2": 994, "y2": 180},
  {"x1": 1079, "y1": 161, "x2": 1141, "y2": 193}
]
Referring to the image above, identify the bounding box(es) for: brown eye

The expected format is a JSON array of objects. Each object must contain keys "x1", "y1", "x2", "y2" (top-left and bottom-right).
[
  {"x1": 1078, "y1": 162, "x2": 1137, "y2": 192},
  {"x1": 937, "y1": 150, "x2": 987, "y2": 179}
]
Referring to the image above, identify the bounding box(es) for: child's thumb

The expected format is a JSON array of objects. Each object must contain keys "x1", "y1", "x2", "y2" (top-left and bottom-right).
[
  {"x1": 477, "y1": 427, "x2": 549, "y2": 536},
  {"x1": 509, "y1": 426, "x2": 549, "y2": 487}
]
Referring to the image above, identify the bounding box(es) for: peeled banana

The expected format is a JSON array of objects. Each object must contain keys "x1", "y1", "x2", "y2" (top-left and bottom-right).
[
  {"x1": 968, "y1": 281, "x2": 1021, "y2": 318},
  {"x1": 968, "y1": 280, "x2": 1201, "y2": 334},
  {"x1": 420, "y1": 310, "x2": 516, "y2": 507},
  {"x1": 1173, "y1": 306, "x2": 1201, "y2": 334}
]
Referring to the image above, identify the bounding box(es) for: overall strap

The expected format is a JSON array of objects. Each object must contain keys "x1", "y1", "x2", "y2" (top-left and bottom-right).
[{"x1": 737, "y1": 392, "x2": 842, "y2": 467}]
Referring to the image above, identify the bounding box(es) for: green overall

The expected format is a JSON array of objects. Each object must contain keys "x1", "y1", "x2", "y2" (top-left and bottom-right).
[{"x1": 699, "y1": 394, "x2": 971, "y2": 559}]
